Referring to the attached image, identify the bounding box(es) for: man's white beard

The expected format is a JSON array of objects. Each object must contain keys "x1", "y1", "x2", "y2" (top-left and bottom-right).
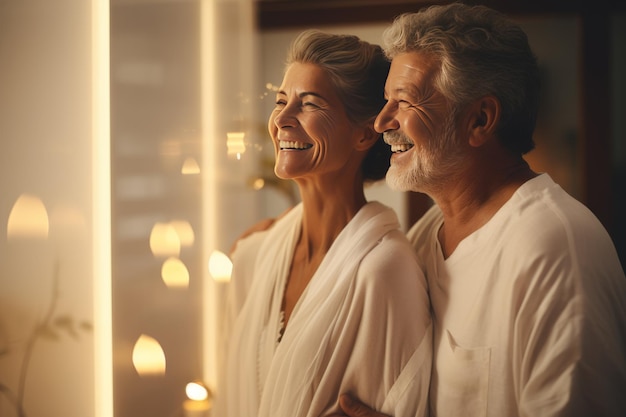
[
  {"x1": 386, "y1": 155, "x2": 424, "y2": 192},
  {"x1": 385, "y1": 119, "x2": 464, "y2": 193}
]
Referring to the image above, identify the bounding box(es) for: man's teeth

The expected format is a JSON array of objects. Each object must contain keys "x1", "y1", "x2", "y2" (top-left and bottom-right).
[
  {"x1": 390, "y1": 143, "x2": 414, "y2": 153},
  {"x1": 280, "y1": 140, "x2": 313, "y2": 150}
]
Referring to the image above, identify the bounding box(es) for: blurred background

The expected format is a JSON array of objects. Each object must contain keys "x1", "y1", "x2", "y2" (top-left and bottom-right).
[{"x1": 1, "y1": 0, "x2": 624, "y2": 416}]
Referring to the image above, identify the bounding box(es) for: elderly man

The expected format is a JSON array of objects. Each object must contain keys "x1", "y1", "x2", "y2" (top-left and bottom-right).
[{"x1": 337, "y1": 3, "x2": 626, "y2": 417}]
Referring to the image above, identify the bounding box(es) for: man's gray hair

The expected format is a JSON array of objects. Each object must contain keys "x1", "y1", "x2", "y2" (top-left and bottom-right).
[{"x1": 382, "y1": 3, "x2": 541, "y2": 154}]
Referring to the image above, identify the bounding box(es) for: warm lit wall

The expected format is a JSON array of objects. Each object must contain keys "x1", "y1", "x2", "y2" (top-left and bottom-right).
[
  {"x1": 1, "y1": 0, "x2": 262, "y2": 415},
  {"x1": 108, "y1": 0, "x2": 261, "y2": 415},
  {"x1": 0, "y1": 1, "x2": 102, "y2": 416}
]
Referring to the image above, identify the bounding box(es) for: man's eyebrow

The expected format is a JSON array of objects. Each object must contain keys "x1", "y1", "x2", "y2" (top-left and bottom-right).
[{"x1": 390, "y1": 85, "x2": 419, "y2": 96}]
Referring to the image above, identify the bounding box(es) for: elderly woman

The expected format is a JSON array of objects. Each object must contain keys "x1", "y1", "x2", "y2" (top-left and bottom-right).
[{"x1": 216, "y1": 30, "x2": 431, "y2": 417}]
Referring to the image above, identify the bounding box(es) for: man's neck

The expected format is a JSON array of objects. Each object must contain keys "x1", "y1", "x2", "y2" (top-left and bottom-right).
[{"x1": 433, "y1": 159, "x2": 537, "y2": 258}]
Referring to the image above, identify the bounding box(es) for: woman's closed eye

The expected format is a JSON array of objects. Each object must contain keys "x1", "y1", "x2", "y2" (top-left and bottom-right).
[{"x1": 302, "y1": 101, "x2": 321, "y2": 109}]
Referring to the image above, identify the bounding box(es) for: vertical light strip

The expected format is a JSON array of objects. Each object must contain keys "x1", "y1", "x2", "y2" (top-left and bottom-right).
[
  {"x1": 200, "y1": 0, "x2": 219, "y2": 391},
  {"x1": 92, "y1": 0, "x2": 113, "y2": 416}
]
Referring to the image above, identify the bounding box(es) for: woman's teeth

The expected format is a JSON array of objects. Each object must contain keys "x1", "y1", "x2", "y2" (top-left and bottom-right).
[{"x1": 279, "y1": 140, "x2": 313, "y2": 150}]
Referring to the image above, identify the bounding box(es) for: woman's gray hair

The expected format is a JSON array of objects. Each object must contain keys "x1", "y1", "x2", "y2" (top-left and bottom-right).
[
  {"x1": 286, "y1": 29, "x2": 391, "y2": 181},
  {"x1": 382, "y1": 3, "x2": 541, "y2": 155}
]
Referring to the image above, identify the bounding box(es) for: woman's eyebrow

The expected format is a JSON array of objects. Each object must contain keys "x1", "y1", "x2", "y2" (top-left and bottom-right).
[
  {"x1": 299, "y1": 91, "x2": 322, "y2": 97},
  {"x1": 276, "y1": 90, "x2": 328, "y2": 102}
]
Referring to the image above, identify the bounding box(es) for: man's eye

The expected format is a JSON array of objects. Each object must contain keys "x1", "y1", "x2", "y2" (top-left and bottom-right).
[
  {"x1": 303, "y1": 101, "x2": 319, "y2": 108},
  {"x1": 398, "y1": 100, "x2": 413, "y2": 109}
]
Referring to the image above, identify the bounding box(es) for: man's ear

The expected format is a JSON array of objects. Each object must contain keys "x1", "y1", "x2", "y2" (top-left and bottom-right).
[
  {"x1": 466, "y1": 95, "x2": 500, "y2": 147},
  {"x1": 354, "y1": 123, "x2": 380, "y2": 151}
]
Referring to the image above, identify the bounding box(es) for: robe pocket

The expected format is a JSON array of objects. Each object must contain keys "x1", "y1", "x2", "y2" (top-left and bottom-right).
[{"x1": 434, "y1": 330, "x2": 490, "y2": 417}]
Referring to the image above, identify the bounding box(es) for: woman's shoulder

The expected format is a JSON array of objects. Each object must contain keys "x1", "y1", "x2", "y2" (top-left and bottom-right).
[{"x1": 358, "y1": 228, "x2": 425, "y2": 288}]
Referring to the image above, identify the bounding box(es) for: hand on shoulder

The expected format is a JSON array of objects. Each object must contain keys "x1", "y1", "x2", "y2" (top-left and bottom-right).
[{"x1": 228, "y1": 206, "x2": 293, "y2": 256}]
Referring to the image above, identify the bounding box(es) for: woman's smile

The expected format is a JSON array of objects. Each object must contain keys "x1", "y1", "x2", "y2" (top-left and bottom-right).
[{"x1": 279, "y1": 140, "x2": 313, "y2": 150}]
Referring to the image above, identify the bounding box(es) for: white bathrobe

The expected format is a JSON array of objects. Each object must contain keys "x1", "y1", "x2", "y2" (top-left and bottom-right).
[
  {"x1": 408, "y1": 174, "x2": 626, "y2": 417},
  {"x1": 216, "y1": 201, "x2": 431, "y2": 417}
]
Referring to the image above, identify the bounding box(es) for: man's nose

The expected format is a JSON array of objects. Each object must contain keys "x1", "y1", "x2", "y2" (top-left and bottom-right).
[{"x1": 374, "y1": 102, "x2": 398, "y2": 133}]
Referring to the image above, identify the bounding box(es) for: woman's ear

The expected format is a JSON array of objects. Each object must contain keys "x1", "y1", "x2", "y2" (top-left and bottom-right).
[
  {"x1": 354, "y1": 123, "x2": 379, "y2": 151},
  {"x1": 467, "y1": 95, "x2": 500, "y2": 147}
]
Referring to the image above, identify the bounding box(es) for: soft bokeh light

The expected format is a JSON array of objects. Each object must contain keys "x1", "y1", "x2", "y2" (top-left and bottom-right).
[
  {"x1": 7, "y1": 193, "x2": 49, "y2": 239},
  {"x1": 149, "y1": 222, "x2": 181, "y2": 257},
  {"x1": 252, "y1": 178, "x2": 265, "y2": 190},
  {"x1": 161, "y1": 257, "x2": 190, "y2": 288},
  {"x1": 170, "y1": 219, "x2": 195, "y2": 247},
  {"x1": 93, "y1": 0, "x2": 113, "y2": 415},
  {"x1": 208, "y1": 250, "x2": 232, "y2": 282},
  {"x1": 226, "y1": 131, "x2": 246, "y2": 159},
  {"x1": 185, "y1": 382, "x2": 209, "y2": 401},
  {"x1": 201, "y1": 0, "x2": 219, "y2": 388},
  {"x1": 182, "y1": 157, "x2": 201, "y2": 174},
  {"x1": 132, "y1": 334, "x2": 166, "y2": 376},
  {"x1": 183, "y1": 381, "x2": 212, "y2": 416}
]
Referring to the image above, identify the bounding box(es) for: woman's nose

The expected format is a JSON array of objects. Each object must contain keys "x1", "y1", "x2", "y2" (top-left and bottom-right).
[
  {"x1": 273, "y1": 106, "x2": 297, "y2": 129},
  {"x1": 374, "y1": 102, "x2": 398, "y2": 134}
]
